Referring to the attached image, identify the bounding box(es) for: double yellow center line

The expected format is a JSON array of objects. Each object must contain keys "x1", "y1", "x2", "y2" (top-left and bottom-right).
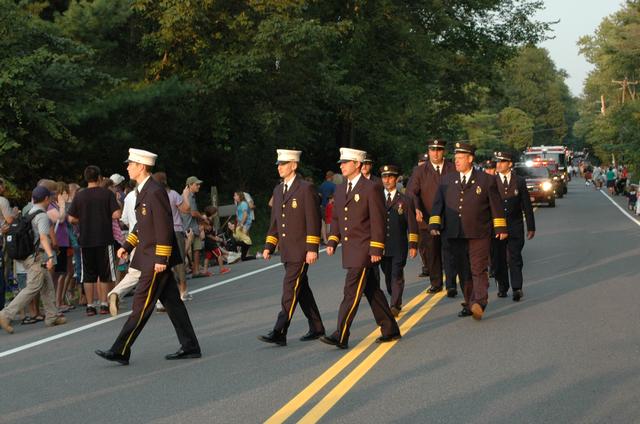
[{"x1": 265, "y1": 289, "x2": 447, "y2": 423}]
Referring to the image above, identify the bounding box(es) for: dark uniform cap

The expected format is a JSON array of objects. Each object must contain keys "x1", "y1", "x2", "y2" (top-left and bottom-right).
[
  {"x1": 494, "y1": 151, "x2": 514, "y2": 162},
  {"x1": 427, "y1": 139, "x2": 446, "y2": 149},
  {"x1": 363, "y1": 152, "x2": 374, "y2": 164},
  {"x1": 417, "y1": 152, "x2": 428, "y2": 162},
  {"x1": 454, "y1": 142, "x2": 476, "y2": 155},
  {"x1": 484, "y1": 160, "x2": 496, "y2": 169},
  {"x1": 379, "y1": 165, "x2": 400, "y2": 176}
]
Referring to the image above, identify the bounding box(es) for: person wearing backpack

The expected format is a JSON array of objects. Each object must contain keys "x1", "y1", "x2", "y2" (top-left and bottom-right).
[{"x1": 0, "y1": 186, "x2": 67, "y2": 334}]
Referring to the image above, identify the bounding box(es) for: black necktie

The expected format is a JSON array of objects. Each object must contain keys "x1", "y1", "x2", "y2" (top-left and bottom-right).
[
  {"x1": 386, "y1": 192, "x2": 392, "y2": 206},
  {"x1": 347, "y1": 182, "x2": 352, "y2": 195},
  {"x1": 462, "y1": 175, "x2": 467, "y2": 186},
  {"x1": 134, "y1": 187, "x2": 139, "y2": 197},
  {"x1": 436, "y1": 165, "x2": 440, "y2": 174},
  {"x1": 283, "y1": 183, "x2": 288, "y2": 196},
  {"x1": 503, "y1": 175, "x2": 508, "y2": 186}
]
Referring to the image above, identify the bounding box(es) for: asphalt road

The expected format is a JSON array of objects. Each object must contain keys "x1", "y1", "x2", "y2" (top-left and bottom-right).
[{"x1": 2, "y1": 179, "x2": 639, "y2": 424}]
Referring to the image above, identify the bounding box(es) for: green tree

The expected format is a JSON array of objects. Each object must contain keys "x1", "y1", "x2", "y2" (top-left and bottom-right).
[
  {"x1": 496, "y1": 107, "x2": 534, "y2": 151},
  {"x1": 0, "y1": 0, "x2": 108, "y2": 186},
  {"x1": 501, "y1": 46, "x2": 570, "y2": 145}
]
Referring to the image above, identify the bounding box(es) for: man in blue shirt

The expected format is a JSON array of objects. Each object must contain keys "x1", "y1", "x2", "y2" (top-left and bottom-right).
[{"x1": 318, "y1": 171, "x2": 336, "y2": 209}]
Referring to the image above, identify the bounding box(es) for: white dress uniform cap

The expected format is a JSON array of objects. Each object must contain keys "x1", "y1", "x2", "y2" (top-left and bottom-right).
[
  {"x1": 276, "y1": 149, "x2": 302, "y2": 164},
  {"x1": 338, "y1": 147, "x2": 367, "y2": 163},
  {"x1": 126, "y1": 148, "x2": 158, "y2": 166}
]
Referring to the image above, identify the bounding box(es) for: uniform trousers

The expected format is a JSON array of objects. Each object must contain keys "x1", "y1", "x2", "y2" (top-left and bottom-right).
[
  {"x1": 493, "y1": 232, "x2": 525, "y2": 292},
  {"x1": 380, "y1": 255, "x2": 407, "y2": 309},
  {"x1": 441, "y1": 237, "x2": 460, "y2": 291},
  {"x1": 449, "y1": 238, "x2": 490, "y2": 307},
  {"x1": 110, "y1": 268, "x2": 200, "y2": 359},
  {"x1": 424, "y1": 232, "x2": 444, "y2": 288},
  {"x1": 418, "y1": 227, "x2": 430, "y2": 275},
  {"x1": 332, "y1": 267, "x2": 399, "y2": 345},
  {"x1": 273, "y1": 262, "x2": 324, "y2": 335}
]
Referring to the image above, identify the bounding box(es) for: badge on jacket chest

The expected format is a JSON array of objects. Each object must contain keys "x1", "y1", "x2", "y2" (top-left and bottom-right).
[
  {"x1": 291, "y1": 199, "x2": 298, "y2": 209},
  {"x1": 397, "y1": 203, "x2": 404, "y2": 215},
  {"x1": 354, "y1": 194, "x2": 360, "y2": 202},
  {"x1": 141, "y1": 204, "x2": 147, "y2": 216},
  {"x1": 476, "y1": 186, "x2": 482, "y2": 195}
]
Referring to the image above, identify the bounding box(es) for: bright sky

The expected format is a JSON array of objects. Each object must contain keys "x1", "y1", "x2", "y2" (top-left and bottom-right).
[{"x1": 535, "y1": 0, "x2": 625, "y2": 97}]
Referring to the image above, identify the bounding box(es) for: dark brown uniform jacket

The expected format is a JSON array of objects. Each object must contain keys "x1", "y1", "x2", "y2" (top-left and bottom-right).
[
  {"x1": 429, "y1": 169, "x2": 507, "y2": 238},
  {"x1": 407, "y1": 160, "x2": 456, "y2": 221},
  {"x1": 122, "y1": 177, "x2": 180, "y2": 268},
  {"x1": 327, "y1": 176, "x2": 386, "y2": 268},
  {"x1": 264, "y1": 176, "x2": 321, "y2": 261}
]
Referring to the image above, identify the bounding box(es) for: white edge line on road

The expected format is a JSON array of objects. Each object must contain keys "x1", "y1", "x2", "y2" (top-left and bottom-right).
[
  {"x1": 0, "y1": 249, "x2": 327, "y2": 358},
  {"x1": 599, "y1": 190, "x2": 640, "y2": 228}
]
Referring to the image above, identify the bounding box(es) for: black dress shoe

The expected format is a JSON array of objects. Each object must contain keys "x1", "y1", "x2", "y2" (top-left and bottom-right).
[
  {"x1": 497, "y1": 291, "x2": 508, "y2": 298},
  {"x1": 95, "y1": 349, "x2": 129, "y2": 365},
  {"x1": 299, "y1": 330, "x2": 324, "y2": 342},
  {"x1": 165, "y1": 348, "x2": 202, "y2": 360},
  {"x1": 376, "y1": 333, "x2": 402, "y2": 343},
  {"x1": 427, "y1": 286, "x2": 442, "y2": 293},
  {"x1": 457, "y1": 307, "x2": 472, "y2": 317},
  {"x1": 319, "y1": 335, "x2": 348, "y2": 350},
  {"x1": 512, "y1": 289, "x2": 523, "y2": 302},
  {"x1": 258, "y1": 331, "x2": 287, "y2": 346},
  {"x1": 447, "y1": 288, "x2": 458, "y2": 298}
]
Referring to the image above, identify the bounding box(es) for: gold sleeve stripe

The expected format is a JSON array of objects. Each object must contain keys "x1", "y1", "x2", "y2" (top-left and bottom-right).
[
  {"x1": 306, "y1": 236, "x2": 321, "y2": 244},
  {"x1": 409, "y1": 234, "x2": 419, "y2": 242},
  {"x1": 328, "y1": 235, "x2": 340, "y2": 243},
  {"x1": 126, "y1": 233, "x2": 139, "y2": 246},
  {"x1": 370, "y1": 241, "x2": 385, "y2": 249},
  {"x1": 266, "y1": 236, "x2": 279, "y2": 245},
  {"x1": 493, "y1": 218, "x2": 507, "y2": 227},
  {"x1": 155, "y1": 245, "x2": 172, "y2": 256},
  {"x1": 428, "y1": 216, "x2": 441, "y2": 225}
]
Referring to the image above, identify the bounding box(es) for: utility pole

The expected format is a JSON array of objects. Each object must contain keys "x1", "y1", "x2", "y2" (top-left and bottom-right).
[{"x1": 612, "y1": 77, "x2": 639, "y2": 104}]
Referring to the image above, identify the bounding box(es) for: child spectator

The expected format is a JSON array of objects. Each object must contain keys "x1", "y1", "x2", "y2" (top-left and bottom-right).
[
  {"x1": 323, "y1": 194, "x2": 334, "y2": 243},
  {"x1": 200, "y1": 206, "x2": 230, "y2": 276}
]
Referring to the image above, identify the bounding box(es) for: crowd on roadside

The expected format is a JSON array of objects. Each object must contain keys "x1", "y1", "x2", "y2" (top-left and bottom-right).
[
  {"x1": 0, "y1": 168, "x2": 260, "y2": 333},
  {"x1": 576, "y1": 161, "x2": 640, "y2": 214}
]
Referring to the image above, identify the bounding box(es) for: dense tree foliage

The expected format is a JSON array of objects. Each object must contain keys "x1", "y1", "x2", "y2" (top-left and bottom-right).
[
  {"x1": 1, "y1": 0, "x2": 555, "y2": 201},
  {"x1": 575, "y1": 0, "x2": 640, "y2": 170}
]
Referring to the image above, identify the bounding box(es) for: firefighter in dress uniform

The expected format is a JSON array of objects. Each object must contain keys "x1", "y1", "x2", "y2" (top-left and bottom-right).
[
  {"x1": 429, "y1": 142, "x2": 508, "y2": 320},
  {"x1": 406, "y1": 139, "x2": 457, "y2": 296},
  {"x1": 322, "y1": 148, "x2": 400, "y2": 349},
  {"x1": 95, "y1": 148, "x2": 200, "y2": 365},
  {"x1": 259, "y1": 149, "x2": 325, "y2": 346},
  {"x1": 493, "y1": 151, "x2": 536, "y2": 301},
  {"x1": 379, "y1": 165, "x2": 418, "y2": 317}
]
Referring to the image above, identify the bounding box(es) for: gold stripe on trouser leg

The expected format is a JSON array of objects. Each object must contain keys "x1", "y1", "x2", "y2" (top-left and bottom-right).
[
  {"x1": 287, "y1": 263, "x2": 307, "y2": 321},
  {"x1": 340, "y1": 268, "x2": 367, "y2": 344},
  {"x1": 121, "y1": 272, "x2": 158, "y2": 356}
]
